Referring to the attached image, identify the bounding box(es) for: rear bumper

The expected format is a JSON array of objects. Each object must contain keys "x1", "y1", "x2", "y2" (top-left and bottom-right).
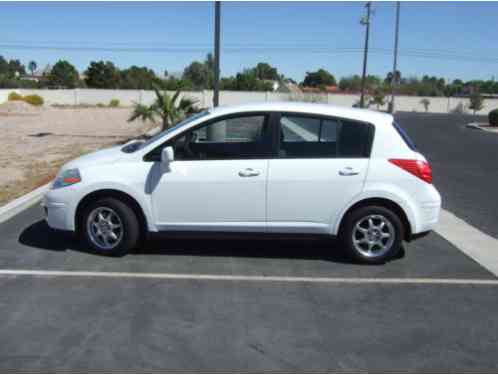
[
  {"x1": 416, "y1": 200, "x2": 441, "y2": 233},
  {"x1": 407, "y1": 230, "x2": 431, "y2": 242}
]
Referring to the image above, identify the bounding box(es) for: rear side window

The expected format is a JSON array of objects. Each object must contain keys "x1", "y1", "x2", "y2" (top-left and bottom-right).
[
  {"x1": 279, "y1": 115, "x2": 339, "y2": 158},
  {"x1": 339, "y1": 119, "x2": 371, "y2": 158},
  {"x1": 392, "y1": 121, "x2": 417, "y2": 151},
  {"x1": 278, "y1": 114, "x2": 371, "y2": 158}
]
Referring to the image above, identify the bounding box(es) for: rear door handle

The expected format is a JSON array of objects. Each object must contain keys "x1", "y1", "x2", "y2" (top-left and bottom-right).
[
  {"x1": 238, "y1": 168, "x2": 261, "y2": 177},
  {"x1": 339, "y1": 167, "x2": 360, "y2": 176}
]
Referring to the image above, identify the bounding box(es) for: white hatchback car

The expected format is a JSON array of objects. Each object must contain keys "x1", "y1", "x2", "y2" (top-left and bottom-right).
[{"x1": 43, "y1": 102, "x2": 441, "y2": 263}]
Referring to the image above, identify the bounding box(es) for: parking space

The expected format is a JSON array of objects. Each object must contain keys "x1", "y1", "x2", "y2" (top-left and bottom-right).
[
  {"x1": 0, "y1": 205, "x2": 494, "y2": 280},
  {"x1": 1, "y1": 113, "x2": 498, "y2": 371},
  {"x1": 1, "y1": 202, "x2": 498, "y2": 371},
  {"x1": 395, "y1": 112, "x2": 498, "y2": 239}
]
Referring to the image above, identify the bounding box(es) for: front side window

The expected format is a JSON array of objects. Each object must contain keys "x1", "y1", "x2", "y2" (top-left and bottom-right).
[
  {"x1": 171, "y1": 114, "x2": 270, "y2": 160},
  {"x1": 278, "y1": 114, "x2": 371, "y2": 158}
]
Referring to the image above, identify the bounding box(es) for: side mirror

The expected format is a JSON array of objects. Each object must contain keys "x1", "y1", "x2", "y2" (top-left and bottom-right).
[{"x1": 161, "y1": 146, "x2": 174, "y2": 164}]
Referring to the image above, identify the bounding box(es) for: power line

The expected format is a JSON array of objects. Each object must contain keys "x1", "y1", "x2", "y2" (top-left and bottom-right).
[
  {"x1": 2, "y1": 44, "x2": 498, "y2": 65},
  {"x1": 0, "y1": 41, "x2": 496, "y2": 59}
]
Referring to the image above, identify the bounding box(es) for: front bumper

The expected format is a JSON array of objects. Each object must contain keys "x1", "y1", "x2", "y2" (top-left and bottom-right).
[
  {"x1": 42, "y1": 188, "x2": 75, "y2": 231},
  {"x1": 41, "y1": 199, "x2": 68, "y2": 231}
]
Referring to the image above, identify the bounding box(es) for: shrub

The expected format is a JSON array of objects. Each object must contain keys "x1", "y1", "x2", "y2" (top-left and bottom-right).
[
  {"x1": 8, "y1": 92, "x2": 23, "y2": 101},
  {"x1": 23, "y1": 94, "x2": 44, "y2": 106},
  {"x1": 96, "y1": 103, "x2": 105, "y2": 108},
  {"x1": 420, "y1": 98, "x2": 430, "y2": 112},
  {"x1": 489, "y1": 109, "x2": 498, "y2": 127},
  {"x1": 469, "y1": 91, "x2": 484, "y2": 115},
  {"x1": 450, "y1": 102, "x2": 467, "y2": 114},
  {"x1": 109, "y1": 98, "x2": 120, "y2": 107}
]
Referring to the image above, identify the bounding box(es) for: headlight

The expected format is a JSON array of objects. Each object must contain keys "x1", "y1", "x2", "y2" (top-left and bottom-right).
[{"x1": 52, "y1": 168, "x2": 82, "y2": 189}]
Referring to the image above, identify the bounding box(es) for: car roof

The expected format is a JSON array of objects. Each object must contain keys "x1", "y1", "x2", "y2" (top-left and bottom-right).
[{"x1": 208, "y1": 101, "x2": 393, "y2": 125}]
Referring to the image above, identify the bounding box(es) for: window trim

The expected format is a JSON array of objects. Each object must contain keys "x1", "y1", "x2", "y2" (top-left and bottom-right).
[
  {"x1": 275, "y1": 111, "x2": 375, "y2": 159},
  {"x1": 392, "y1": 121, "x2": 417, "y2": 151},
  {"x1": 143, "y1": 111, "x2": 275, "y2": 162}
]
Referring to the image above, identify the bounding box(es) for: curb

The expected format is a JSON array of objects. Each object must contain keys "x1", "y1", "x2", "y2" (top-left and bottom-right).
[
  {"x1": 0, "y1": 183, "x2": 51, "y2": 224},
  {"x1": 466, "y1": 122, "x2": 482, "y2": 130},
  {"x1": 466, "y1": 122, "x2": 498, "y2": 133}
]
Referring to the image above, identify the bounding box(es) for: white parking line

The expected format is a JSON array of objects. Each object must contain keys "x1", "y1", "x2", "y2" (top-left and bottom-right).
[
  {"x1": 436, "y1": 209, "x2": 498, "y2": 277},
  {"x1": 0, "y1": 269, "x2": 497, "y2": 285}
]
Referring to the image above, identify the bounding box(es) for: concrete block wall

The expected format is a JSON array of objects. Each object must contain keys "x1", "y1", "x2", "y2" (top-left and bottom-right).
[{"x1": 1, "y1": 88, "x2": 497, "y2": 115}]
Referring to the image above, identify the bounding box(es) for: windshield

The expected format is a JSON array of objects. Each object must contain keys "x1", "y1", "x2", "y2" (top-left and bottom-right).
[{"x1": 122, "y1": 111, "x2": 210, "y2": 153}]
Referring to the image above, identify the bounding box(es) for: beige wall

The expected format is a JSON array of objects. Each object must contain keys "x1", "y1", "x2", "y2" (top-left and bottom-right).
[{"x1": 1, "y1": 89, "x2": 496, "y2": 115}]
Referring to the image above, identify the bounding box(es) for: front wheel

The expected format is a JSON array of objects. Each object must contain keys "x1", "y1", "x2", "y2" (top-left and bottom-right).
[
  {"x1": 81, "y1": 198, "x2": 140, "y2": 256},
  {"x1": 341, "y1": 206, "x2": 403, "y2": 264}
]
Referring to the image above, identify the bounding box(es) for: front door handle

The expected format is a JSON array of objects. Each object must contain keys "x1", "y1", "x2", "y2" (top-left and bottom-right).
[
  {"x1": 339, "y1": 167, "x2": 360, "y2": 176},
  {"x1": 238, "y1": 168, "x2": 261, "y2": 177}
]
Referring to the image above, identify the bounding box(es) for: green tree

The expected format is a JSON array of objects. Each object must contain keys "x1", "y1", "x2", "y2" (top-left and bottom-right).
[
  {"x1": 120, "y1": 66, "x2": 159, "y2": 90},
  {"x1": 7, "y1": 59, "x2": 26, "y2": 77},
  {"x1": 302, "y1": 69, "x2": 336, "y2": 88},
  {"x1": 183, "y1": 61, "x2": 209, "y2": 89},
  {"x1": 85, "y1": 61, "x2": 121, "y2": 89},
  {"x1": 182, "y1": 54, "x2": 215, "y2": 90},
  {"x1": 48, "y1": 60, "x2": 79, "y2": 88},
  {"x1": 254, "y1": 62, "x2": 279, "y2": 81},
  {"x1": 468, "y1": 90, "x2": 484, "y2": 115},
  {"x1": 28, "y1": 61, "x2": 37, "y2": 76},
  {"x1": 339, "y1": 75, "x2": 362, "y2": 92},
  {"x1": 0, "y1": 56, "x2": 8, "y2": 75},
  {"x1": 221, "y1": 69, "x2": 274, "y2": 91},
  {"x1": 385, "y1": 70, "x2": 401, "y2": 85},
  {"x1": 128, "y1": 88, "x2": 199, "y2": 131}
]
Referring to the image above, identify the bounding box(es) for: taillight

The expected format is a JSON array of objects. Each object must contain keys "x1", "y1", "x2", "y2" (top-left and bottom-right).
[{"x1": 389, "y1": 159, "x2": 433, "y2": 184}]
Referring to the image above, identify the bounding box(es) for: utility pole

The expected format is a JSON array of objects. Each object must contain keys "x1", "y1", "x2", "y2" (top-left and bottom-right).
[
  {"x1": 213, "y1": 1, "x2": 221, "y2": 107},
  {"x1": 389, "y1": 2, "x2": 400, "y2": 113},
  {"x1": 359, "y1": 1, "x2": 372, "y2": 109}
]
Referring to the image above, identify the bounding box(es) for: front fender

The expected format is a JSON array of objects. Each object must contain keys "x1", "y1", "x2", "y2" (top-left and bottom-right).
[{"x1": 66, "y1": 180, "x2": 156, "y2": 232}]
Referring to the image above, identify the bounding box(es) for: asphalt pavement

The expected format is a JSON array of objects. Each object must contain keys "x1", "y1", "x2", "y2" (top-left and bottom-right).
[
  {"x1": 1, "y1": 112, "x2": 498, "y2": 371},
  {"x1": 395, "y1": 112, "x2": 498, "y2": 238}
]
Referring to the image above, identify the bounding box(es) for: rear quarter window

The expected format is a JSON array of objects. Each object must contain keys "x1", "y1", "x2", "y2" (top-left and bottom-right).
[{"x1": 392, "y1": 121, "x2": 417, "y2": 151}]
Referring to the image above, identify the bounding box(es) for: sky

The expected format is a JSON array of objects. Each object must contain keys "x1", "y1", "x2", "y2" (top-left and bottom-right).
[{"x1": 1, "y1": 1, "x2": 498, "y2": 82}]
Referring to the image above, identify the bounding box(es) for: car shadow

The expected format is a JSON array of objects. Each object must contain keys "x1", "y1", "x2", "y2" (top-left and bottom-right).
[{"x1": 19, "y1": 220, "x2": 405, "y2": 264}]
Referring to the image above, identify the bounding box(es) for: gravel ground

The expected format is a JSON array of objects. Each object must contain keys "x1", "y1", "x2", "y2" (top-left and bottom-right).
[{"x1": 0, "y1": 104, "x2": 152, "y2": 205}]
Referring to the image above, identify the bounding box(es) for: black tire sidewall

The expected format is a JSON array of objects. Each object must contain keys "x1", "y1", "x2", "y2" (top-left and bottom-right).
[
  {"x1": 80, "y1": 198, "x2": 140, "y2": 256},
  {"x1": 341, "y1": 205, "x2": 404, "y2": 264}
]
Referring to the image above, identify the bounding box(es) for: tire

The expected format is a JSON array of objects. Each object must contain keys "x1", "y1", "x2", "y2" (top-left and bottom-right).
[
  {"x1": 80, "y1": 197, "x2": 140, "y2": 256},
  {"x1": 340, "y1": 205, "x2": 404, "y2": 264}
]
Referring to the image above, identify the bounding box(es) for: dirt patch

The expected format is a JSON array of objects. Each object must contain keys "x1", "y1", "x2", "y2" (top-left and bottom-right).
[
  {"x1": 0, "y1": 101, "x2": 44, "y2": 116},
  {"x1": 0, "y1": 107, "x2": 153, "y2": 206}
]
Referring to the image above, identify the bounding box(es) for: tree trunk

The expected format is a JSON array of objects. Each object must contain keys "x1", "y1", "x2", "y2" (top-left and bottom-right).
[{"x1": 162, "y1": 117, "x2": 169, "y2": 132}]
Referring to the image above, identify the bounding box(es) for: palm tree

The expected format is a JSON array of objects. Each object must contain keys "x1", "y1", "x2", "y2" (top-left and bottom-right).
[
  {"x1": 128, "y1": 88, "x2": 199, "y2": 131},
  {"x1": 28, "y1": 61, "x2": 37, "y2": 76}
]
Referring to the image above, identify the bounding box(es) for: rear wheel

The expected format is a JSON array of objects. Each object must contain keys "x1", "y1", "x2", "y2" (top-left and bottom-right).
[
  {"x1": 80, "y1": 198, "x2": 140, "y2": 256},
  {"x1": 341, "y1": 205, "x2": 403, "y2": 264}
]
